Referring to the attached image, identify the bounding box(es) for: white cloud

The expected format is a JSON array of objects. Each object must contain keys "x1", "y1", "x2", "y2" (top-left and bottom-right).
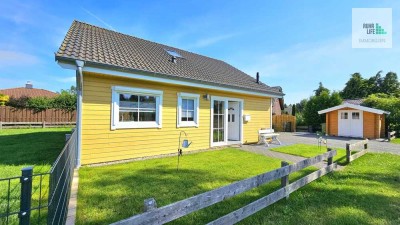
[
  {"x1": 82, "y1": 7, "x2": 116, "y2": 31},
  {"x1": 0, "y1": 50, "x2": 40, "y2": 67}
]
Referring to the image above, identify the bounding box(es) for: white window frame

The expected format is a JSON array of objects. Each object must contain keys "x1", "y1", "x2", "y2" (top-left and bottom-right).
[
  {"x1": 177, "y1": 92, "x2": 200, "y2": 128},
  {"x1": 111, "y1": 86, "x2": 163, "y2": 130}
]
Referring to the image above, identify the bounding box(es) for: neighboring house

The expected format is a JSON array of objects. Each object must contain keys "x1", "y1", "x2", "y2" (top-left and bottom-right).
[
  {"x1": 318, "y1": 103, "x2": 389, "y2": 139},
  {"x1": 0, "y1": 82, "x2": 58, "y2": 98},
  {"x1": 55, "y1": 21, "x2": 284, "y2": 165},
  {"x1": 272, "y1": 97, "x2": 284, "y2": 115}
]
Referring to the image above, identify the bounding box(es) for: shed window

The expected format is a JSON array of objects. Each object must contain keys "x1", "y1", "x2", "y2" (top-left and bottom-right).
[
  {"x1": 177, "y1": 93, "x2": 199, "y2": 127},
  {"x1": 341, "y1": 112, "x2": 348, "y2": 119},
  {"x1": 111, "y1": 86, "x2": 163, "y2": 129},
  {"x1": 352, "y1": 112, "x2": 360, "y2": 120}
]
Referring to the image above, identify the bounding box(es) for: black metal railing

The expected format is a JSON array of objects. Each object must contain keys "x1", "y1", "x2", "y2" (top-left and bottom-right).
[{"x1": 0, "y1": 129, "x2": 77, "y2": 225}]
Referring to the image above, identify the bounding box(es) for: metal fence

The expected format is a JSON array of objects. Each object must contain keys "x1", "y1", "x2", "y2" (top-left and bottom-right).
[{"x1": 0, "y1": 129, "x2": 77, "y2": 225}]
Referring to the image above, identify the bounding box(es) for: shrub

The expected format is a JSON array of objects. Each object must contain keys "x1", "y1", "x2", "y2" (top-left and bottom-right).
[
  {"x1": 51, "y1": 90, "x2": 76, "y2": 112},
  {"x1": 362, "y1": 94, "x2": 400, "y2": 135},
  {"x1": 27, "y1": 97, "x2": 52, "y2": 112},
  {"x1": 0, "y1": 94, "x2": 9, "y2": 106}
]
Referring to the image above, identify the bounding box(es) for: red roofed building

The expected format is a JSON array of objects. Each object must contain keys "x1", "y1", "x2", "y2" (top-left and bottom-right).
[{"x1": 0, "y1": 82, "x2": 58, "y2": 98}]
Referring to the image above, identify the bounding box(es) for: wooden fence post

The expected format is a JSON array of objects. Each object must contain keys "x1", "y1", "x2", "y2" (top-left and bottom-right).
[
  {"x1": 364, "y1": 141, "x2": 368, "y2": 151},
  {"x1": 346, "y1": 143, "x2": 351, "y2": 164},
  {"x1": 281, "y1": 161, "x2": 289, "y2": 199},
  {"x1": 144, "y1": 198, "x2": 157, "y2": 212},
  {"x1": 42, "y1": 121, "x2": 46, "y2": 128},
  {"x1": 327, "y1": 148, "x2": 333, "y2": 165},
  {"x1": 0, "y1": 121, "x2": 2, "y2": 130}
]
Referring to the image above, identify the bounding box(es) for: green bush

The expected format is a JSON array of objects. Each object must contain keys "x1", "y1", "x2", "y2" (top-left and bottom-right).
[
  {"x1": 303, "y1": 91, "x2": 342, "y2": 127},
  {"x1": 362, "y1": 94, "x2": 400, "y2": 135},
  {"x1": 27, "y1": 96, "x2": 52, "y2": 112},
  {"x1": 51, "y1": 90, "x2": 77, "y2": 112}
]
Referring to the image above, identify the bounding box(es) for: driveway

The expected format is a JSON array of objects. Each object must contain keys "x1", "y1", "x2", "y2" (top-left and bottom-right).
[{"x1": 246, "y1": 132, "x2": 400, "y2": 155}]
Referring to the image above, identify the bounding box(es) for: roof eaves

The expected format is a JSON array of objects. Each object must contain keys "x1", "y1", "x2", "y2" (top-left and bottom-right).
[{"x1": 56, "y1": 56, "x2": 285, "y2": 97}]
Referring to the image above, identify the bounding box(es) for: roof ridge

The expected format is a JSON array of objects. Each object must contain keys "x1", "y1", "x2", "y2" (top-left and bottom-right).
[{"x1": 57, "y1": 21, "x2": 284, "y2": 96}]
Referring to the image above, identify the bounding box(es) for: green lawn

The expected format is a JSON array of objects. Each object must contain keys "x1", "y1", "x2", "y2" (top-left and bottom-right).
[
  {"x1": 0, "y1": 127, "x2": 72, "y2": 224},
  {"x1": 76, "y1": 148, "x2": 400, "y2": 225},
  {"x1": 391, "y1": 138, "x2": 400, "y2": 144},
  {"x1": 270, "y1": 144, "x2": 349, "y2": 165},
  {"x1": 0, "y1": 127, "x2": 72, "y2": 177},
  {"x1": 76, "y1": 149, "x2": 315, "y2": 225}
]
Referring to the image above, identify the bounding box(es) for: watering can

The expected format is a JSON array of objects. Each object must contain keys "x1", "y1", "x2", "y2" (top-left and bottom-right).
[{"x1": 182, "y1": 139, "x2": 192, "y2": 148}]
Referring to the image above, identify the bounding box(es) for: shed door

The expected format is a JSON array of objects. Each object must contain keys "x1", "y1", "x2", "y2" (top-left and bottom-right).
[{"x1": 338, "y1": 110, "x2": 363, "y2": 138}]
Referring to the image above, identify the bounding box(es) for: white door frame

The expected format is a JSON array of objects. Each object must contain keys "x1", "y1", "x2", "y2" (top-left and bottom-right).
[
  {"x1": 210, "y1": 96, "x2": 244, "y2": 147},
  {"x1": 338, "y1": 110, "x2": 363, "y2": 138}
]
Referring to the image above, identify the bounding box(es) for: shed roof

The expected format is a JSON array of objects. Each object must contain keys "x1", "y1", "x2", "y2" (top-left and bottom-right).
[
  {"x1": 318, "y1": 103, "x2": 390, "y2": 115},
  {"x1": 55, "y1": 21, "x2": 284, "y2": 97}
]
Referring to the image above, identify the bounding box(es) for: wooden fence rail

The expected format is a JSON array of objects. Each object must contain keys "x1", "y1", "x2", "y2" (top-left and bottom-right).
[
  {"x1": 388, "y1": 131, "x2": 396, "y2": 142},
  {"x1": 111, "y1": 150, "x2": 337, "y2": 225},
  {"x1": 346, "y1": 140, "x2": 368, "y2": 163}
]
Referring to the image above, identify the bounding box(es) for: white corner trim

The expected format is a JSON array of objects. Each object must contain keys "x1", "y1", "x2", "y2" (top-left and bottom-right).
[{"x1": 79, "y1": 65, "x2": 283, "y2": 98}]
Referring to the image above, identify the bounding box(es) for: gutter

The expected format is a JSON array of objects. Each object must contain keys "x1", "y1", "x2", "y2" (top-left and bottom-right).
[{"x1": 75, "y1": 60, "x2": 84, "y2": 167}]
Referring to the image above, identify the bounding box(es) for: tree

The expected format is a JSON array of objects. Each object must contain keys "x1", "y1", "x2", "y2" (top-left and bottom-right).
[
  {"x1": 303, "y1": 90, "x2": 342, "y2": 127},
  {"x1": 340, "y1": 73, "x2": 369, "y2": 99},
  {"x1": 314, "y1": 82, "x2": 329, "y2": 96},
  {"x1": 363, "y1": 94, "x2": 400, "y2": 133},
  {"x1": 0, "y1": 94, "x2": 9, "y2": 106},
  {"x1": 295, "y1": 99, "x2": 308, "y2": 113},
  {"x1": 366, "y1": 71, "x2": 383, "y2": 95},
  {"x1": 381, "y1": 72, "x2": 400, "y2": 96},
  {"x1": 291, "y1": 104, "x2": 296, "y2": 116}
]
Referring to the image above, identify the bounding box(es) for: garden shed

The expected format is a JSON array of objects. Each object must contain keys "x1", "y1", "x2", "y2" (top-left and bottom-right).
[{"x1": 318, "y1": 103, "x2": 390, "y2": 139}]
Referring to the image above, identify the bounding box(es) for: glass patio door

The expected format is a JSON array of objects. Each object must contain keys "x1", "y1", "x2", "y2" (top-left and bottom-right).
[{"x1": 213, "y1": 100, "x2": 225, "y2": 143}]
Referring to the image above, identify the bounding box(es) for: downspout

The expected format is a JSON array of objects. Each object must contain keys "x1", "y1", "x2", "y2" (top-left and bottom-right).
[
  {"x1": 270, "y1": 99, "x2": 273, "y2": 129},
  {"x1": 75, "y1": 60, "x2": 84, "y2": 167}
]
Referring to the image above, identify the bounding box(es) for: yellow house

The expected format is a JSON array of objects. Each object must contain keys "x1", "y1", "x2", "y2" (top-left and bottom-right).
[{"x1": 56, "y1": 21, "x2": 284, "y2": 165}]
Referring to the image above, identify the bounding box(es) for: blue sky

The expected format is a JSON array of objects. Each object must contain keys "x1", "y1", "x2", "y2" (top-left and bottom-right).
[{"x1": 0, "y1": 0, "x2": 399, "y2": 104}]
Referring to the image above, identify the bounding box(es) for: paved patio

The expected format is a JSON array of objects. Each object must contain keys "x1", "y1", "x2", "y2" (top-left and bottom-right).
[{"x1": 242, "y1": 132, "x2": 400, "y2": 155}]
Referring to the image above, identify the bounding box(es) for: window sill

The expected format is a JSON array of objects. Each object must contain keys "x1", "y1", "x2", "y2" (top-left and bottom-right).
[
  {"x1": 111, "y1": 122, "x2": 161, "y2": 130},
  {"x1": 177, "y1": 122, "x2": 199, "y2": 128}
]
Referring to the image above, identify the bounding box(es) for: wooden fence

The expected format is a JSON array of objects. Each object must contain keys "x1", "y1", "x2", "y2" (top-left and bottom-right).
[
  {"x1": 272, "y1": 115, "x2": 296, "y2": 132},
  {"x1": 0, "y1": 106, "x2": 75, "y2": 128},
  {"x1": 111, "y1": 149, "x2": 337, "y2": 225},
  {"x1": 346, "y1": 140, "x2": 368, "y2": 163},
  {"x1": 388, "y1": 131, "x2": 396, "y2": 142}
]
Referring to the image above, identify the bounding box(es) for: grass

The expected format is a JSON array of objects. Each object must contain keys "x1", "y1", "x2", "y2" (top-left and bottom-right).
[
  {"x1": 0, "y1": 127, "x2": 72, "y2": 225},
  {"x1": 0, "y1": 127, "x2": 72, "y2": 177},
  {"x1": 270, "y1": 144, "x2": 349, "y2": 165},
  {"x1": 76, "y1": 149, "x2": 316, "y2": 225},
  {"x1": 76, "y1": 148, "x2": 400, "y2": 225},
  {"x1": 391, "y1": 138, "x2": 400, "y2": 144}
]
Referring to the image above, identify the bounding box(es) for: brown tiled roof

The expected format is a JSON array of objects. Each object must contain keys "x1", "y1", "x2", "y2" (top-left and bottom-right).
[
  {"x1": 0, "y1": 87, "x2": 58, "y2": 98},
  {"x1": 343, "y1": 99, "x2": 364, "y2": 105},
  {"x1": 55, "y1": 21, "x2": 284, "y2": 96}
]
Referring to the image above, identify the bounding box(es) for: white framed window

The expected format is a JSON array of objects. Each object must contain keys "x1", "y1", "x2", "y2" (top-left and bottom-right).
[
  {"x1": 352, "y1": 112, "x2": 360, "y2": 119},
  {"x1": 111, "y1": 86, "x2": 163, "y2": 130},
  {"x1": 177, "y1": 92, "x2": 200, "y2": 127},
  {"x1": 341, "y1": 112, "x2": 348, "y2": 119}
]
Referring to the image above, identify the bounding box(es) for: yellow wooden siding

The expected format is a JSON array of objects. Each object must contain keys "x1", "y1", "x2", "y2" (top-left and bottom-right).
[{"x1": 81, "y1": 72, "x2": 271, "y2": 164}]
